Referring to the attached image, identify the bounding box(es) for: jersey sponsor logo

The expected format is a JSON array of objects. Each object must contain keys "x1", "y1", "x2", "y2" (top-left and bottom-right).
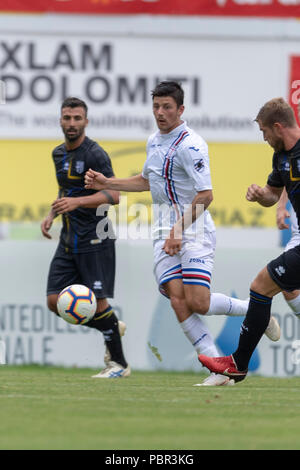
[
  {"x1": 90, "y1": 239, "x2": 102, "y2": 245},
  {"x1": 280, "y1": 161, "x2": 290, "y2": 171},
  {"x1": 290, "y1": 156, "x2": 300, "y2": 180},
  {"x1": 93, "y1": 280, "x2": 103, "y2": 290},
  {"x1": 189, "y1": 258, "x2": 205, "y2": 264},
  {"x1": 193, "y1": 158, "x2": 205, "y2": 172},
  {"x1": 63, "y1": 162, "x2": 69, "y2": 172},
  {"x1": 75, "y1": 161, "x2": 85, "y2": 174},
  {"x1": 189, "y1": 146, "x2": 200, "y2": 152},
  {"x1": 274, "y1": 265, "x2": 286, "y2": 277},
  {"x1": 240, "y1": 323, "x2": 249, "y2": 334}
]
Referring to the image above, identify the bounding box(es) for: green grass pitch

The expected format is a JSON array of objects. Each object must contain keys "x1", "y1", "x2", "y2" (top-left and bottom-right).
[{"x1": 0, "y1": 365, "x2": 299, "y2": 450}]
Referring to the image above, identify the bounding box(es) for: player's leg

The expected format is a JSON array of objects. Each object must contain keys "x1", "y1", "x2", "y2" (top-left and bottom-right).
[
  {"x1": 179, "y1": 235, "x2": 227, "y2": 316},
  {"x1": 154, "y1": 239, "x2": 219, "y2": 355},
  {"x1": 85, "y1": 299, "x2": 127, "y2": 368},
  {"x1": 231, "y1": 266, "x2": 280, "y2": 370},
  {"x1": 158, "y1": 259, "x2": 231, "y2": 385},
  {"x1": 76, "y1": 243, "x2": 130, "y2": 378},
  {"x1": 205, "y1": 293, "x2": 248, "y2": 316},
  {"x1": 154, "y1": 239, "x2": 232, "y2": 385},
  {"x1": 46, "y1": 242, "x2": 81, "y2": 315},
  {"x1": 181, "y1": 227, "x2": 245, "y2": 317},
  {"x1": 180, "y1": 236, "x2": 280, "y2": 341},
  {"x1": 164, "y1": 278, "x2": 232, "y2": 386},
  {"x1": 282, "y1": 289, "x2": 300, "y2": 318},
  {"x1": 164, "y1": 279, "x2": 220, "y2": 357},
  {"x1": 199, "y1": 266, "x2": 279, "y2": 382},
  {"x1": 281, "y1": 226, "x2": 300, "y2": 318},
  {"x1": 180, "y1": 232, "x2": 248, "y2": 316}
]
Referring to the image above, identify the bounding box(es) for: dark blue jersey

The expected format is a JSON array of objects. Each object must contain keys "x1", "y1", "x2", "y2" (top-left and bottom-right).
[
  {"x1": 52, "y1": 136, "x2": 115, "y2": 253},
  {"x1": 267, "y1": 138, "x2": 300, "y2": 231}
]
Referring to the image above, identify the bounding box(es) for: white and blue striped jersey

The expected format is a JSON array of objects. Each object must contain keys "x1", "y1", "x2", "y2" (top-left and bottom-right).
[{"x1": 142, "y1": 121, "x2": 215, "y2": 239}]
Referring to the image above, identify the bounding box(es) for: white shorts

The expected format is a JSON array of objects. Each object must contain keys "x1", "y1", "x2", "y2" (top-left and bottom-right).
[{"x1": 153, "y1": 231, "x2": 216, "y2": 298}]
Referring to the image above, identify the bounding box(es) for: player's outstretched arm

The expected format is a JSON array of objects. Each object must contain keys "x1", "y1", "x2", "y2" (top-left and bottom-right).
[
  {"x1": 85, "y1": 169, "x2": 108, "y2": 190},
  {"x1": 276, "y1": 188, "x2": 290, "y2": 230},
  {"x1": 41, "y1": 208, "x2": 57, "y2": 239},
  {"x1": 246, "y1": 183, "x2": 283, "y2": 207},
  {"x1": 85, "y1": 169, "x2": 150, "y2": 192},
  {"x1": 51, "y1": 188, "x2": 120, "y2": 214}
]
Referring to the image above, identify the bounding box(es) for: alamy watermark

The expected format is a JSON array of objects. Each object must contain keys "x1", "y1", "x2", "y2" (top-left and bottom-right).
[
  {"x1": 0, "y1": 340, "x2": 6, "y2": 365},
  {"x1": 0, "y1": 80, "x2": 6, "y2": 105},
  {"x1": 95, "y1": 198, "x2": 206, "y2": 242},
  {"x1": 291, "y1": 340, "x2": 300, "y2": 365}
]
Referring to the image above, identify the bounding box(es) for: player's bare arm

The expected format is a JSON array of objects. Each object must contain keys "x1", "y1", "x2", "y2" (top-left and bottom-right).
[
  {"x1": 246, "y1": 183, "x2": 283, "y2": 207},
  {"x1": 163, "y1": 190, "x2": 213, "y2": 256},
  {"x1": 51, "y1": 189, "x2": 120, "y2": 214},
  {"x1": 85, "y1": 169, "x2": 150, "y2": 192},
  {"x1": 41, "y1": 203, "x2": 59, "y2": 239},
  {"x1": 276, "y1": 188, "x2": 290, "y2": 230}
]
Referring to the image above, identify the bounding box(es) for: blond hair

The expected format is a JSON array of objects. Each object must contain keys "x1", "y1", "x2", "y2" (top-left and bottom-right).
[{"x1": 255, "y1": 98, "x2": 296, "y2": 128}]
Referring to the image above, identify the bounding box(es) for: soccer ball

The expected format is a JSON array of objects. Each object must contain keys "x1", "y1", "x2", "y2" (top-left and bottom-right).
[{"x1": 57, "y1": 284, "x2": 97, "y2": 325}]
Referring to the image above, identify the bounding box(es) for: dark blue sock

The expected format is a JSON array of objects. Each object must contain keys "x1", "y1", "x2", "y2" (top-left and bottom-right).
[
  {"x1": 85, "y1": 306, "x2": 127, "y2": 368},
  {"x1": 233, "y1": 290, "x2": 272, "y2": 371}
]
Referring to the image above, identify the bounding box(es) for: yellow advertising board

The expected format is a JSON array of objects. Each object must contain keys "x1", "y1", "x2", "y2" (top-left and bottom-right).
[{"x1": 1, "y1": 140, "x2": 276, "y2": 227}]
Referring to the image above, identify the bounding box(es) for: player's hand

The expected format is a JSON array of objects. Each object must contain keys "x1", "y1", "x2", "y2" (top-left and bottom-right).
[
  {"x1": 246, "y1": 184, "x2": 264, "y2": 202},
  {"x1": 52, "y1": 197, "x2": 79, "y2": 214},
  {"x1": 163, "y1": 227, "x2": 183, "y2": 256},
  {"x1": 84, "y1": 169, "x2": 107, "y2": 190},
  {"x1": 163, "y1": 238, "x2": 182, "y2": 256},
  {"x1": 276, "y1": 207, "x2": 290, "y2": 230},
  {"x1": 41, "y1": 215, "x2": 54, "y2": 239},
  {"x1": 163, "y1": 225, "x2": 183, "y2": 256}
]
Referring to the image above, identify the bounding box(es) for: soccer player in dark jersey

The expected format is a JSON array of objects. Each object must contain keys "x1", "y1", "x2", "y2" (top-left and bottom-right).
[
  {"x1": 198, "y1": 97, "x2": 300, "y2": 382},
  {"x1": 41, "y1": 97, "x2": 130, "y2": 378}
]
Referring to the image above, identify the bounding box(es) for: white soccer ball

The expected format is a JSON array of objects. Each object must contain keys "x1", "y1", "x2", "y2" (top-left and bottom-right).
[{"x1": 57, "y1": 284, "x2": 97, "y2": 325}]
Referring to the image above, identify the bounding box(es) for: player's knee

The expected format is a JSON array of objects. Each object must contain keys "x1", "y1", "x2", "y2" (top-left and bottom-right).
[
  {"x1": 187, "y1": 298, "x2": 210, "y2": 315},
  {"x1": 250, "y1": 279, "x2": 271, "y2": 297},
  {"x1": 250, "y1": 268, "x2": 272, "y2": 296},
  {"x1": 169, "y1": 295, "x2": 187, "y2": 315},
  {"x1": 47, "y1": 295, "x2": 59, "y2": 315}
]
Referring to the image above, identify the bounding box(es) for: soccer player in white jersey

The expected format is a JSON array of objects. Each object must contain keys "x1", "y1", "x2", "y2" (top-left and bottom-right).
[
  {"x1": 85, "y1": 81, "x2": 280, "y2": 386},
  {"x1": 277, "y1": 188, "x2": 300, "y2": 317}
]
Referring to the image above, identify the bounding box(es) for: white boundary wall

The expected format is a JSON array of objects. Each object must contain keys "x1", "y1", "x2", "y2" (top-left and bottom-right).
[{"x1": 1, "y1": 229, "x2": 299, "y2": 377}]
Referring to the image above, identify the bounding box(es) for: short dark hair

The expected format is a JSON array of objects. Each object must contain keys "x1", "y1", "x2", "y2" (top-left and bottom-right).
[
  {"x1": 61, "y1": 97, "x2": 88, "y2": 117},
  {"x1": 255, "y1": 98, "x2": 296, "y2": 128},
  {"x1": 151, "y1": 81, "x2": 184, "y2": 107}
]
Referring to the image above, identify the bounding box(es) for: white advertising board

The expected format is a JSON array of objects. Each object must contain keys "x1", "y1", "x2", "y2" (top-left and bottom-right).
[
  {"x1": 0, "y1": 235, "x2": 299, "y2": 377},
  {"x1": 0, "y1": 20, "x2": 299, "y2": 141}
]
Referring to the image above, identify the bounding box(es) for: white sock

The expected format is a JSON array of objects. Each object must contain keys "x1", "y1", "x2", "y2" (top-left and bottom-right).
[
  {"x1": 180, "y1": 314, "x2": 219, "y2": 357},
  {"x1": 205, "y1": 293, "x2": 249, "y2": 317},
  {"x1": 286, "y1": 294, "x2": 300, "y2": 319}
]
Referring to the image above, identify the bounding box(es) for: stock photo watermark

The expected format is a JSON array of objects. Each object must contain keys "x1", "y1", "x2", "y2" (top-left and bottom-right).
[
  {"x1": 95, "y1": 198, "x2": 206, "y2": 242},
  {"x1": 0, "y1": 340, "x2": 6, "y2": 365},
  {"x1": 0, "y1": 80, "x2": 6, "y2": 105},
  {"x1": 291, "y1": 340, "x2": 300, "y2": 365}
]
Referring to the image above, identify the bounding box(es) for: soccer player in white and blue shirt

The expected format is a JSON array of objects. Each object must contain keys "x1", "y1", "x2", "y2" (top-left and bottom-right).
[{"x1": 85, "y1": 82, "x2": 279, "y2": 386}]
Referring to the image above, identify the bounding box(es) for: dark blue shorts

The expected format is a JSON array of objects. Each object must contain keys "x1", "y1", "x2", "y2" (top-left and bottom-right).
[
  {"x1": 267, "y1": 244, "x2": 300, "y2": 292},
  {"x1": 47, "y1": 240, "x2": 115, "y2": 299}
]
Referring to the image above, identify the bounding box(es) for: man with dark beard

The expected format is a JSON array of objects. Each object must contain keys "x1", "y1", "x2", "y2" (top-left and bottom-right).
[
  {"x1": 198, "y1": 97, "x2": 300, "y2": 382},
  {"x1": 41, "y1": 97, "x2": 130, "y2": 378}
]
